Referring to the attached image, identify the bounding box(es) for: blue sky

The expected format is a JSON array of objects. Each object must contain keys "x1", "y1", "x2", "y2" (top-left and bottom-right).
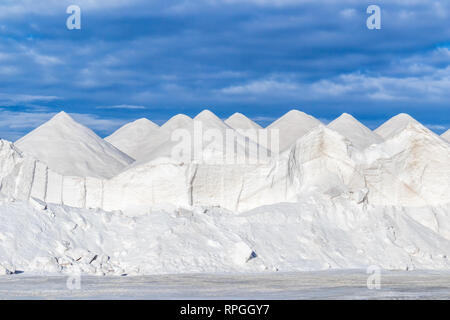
[{"x1": 0, "y1": 0, "x2": 449, "y2": 140}]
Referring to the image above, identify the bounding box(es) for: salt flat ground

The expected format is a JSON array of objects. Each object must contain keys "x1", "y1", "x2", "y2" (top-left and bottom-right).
[{"x1": 0, "y1": 270, "x2": 449, "y2": 299}]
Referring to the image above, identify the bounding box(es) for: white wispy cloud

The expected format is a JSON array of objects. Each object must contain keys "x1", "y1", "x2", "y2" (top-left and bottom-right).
[
  {"x1": 220, "y1": 79, "x2": 300, "y2": 95},
  {"x1": 219, "y1": 50, "x2": 450, "y2": 104},
  {"x1": 339, "y1": 8, "x2": 356, "y2": 18},
  {"x1": 0, "y1": 93, "x2": 59, "y2": 105},
  {"x1": 0, "y1": 0, "x2": 144, "y2": 18},
  {"x1": 96, "y1": 104, "x2": 147, "y2": 110},
  {"x1": 425, "y1": 124, "x2": 448, "y2": 131},
  {"x1": 312, "y1": 70, "x2": 450, "y2": 101}
]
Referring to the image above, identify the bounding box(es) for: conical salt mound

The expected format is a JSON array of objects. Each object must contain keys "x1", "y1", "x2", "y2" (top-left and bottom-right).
[
  {"x1": 15, "y1": 111, "x2": 134, "y2": 178},
  {"x1": 132, "y1": 113, "x2": 195, "y2": 164},
  {"x1": 225, "y1": 112, "x2": 262, "y2": 130},
  {"x1": 105, "y1": 118, "x2": 160, "y2": 159},
  {"x1": 225, "y1": 112, "x2": 263, "y2": 143},
  {"x1": 327, "y1": 113, "x2": 383, "y2": 149},
  {"x1": 135, "y1": 110, "x2": 265, "y2": 165},
  {"x1": 194, "y1": 109, "x2": 229, "y2": 129},
  {"x1": 225, "y1": 113, "x2": 262, "y2": 131},
  {"x1": 267, "y1": 110, "x2": 322, "y2": 152},
  {"x1": 374, "y1": 113, "x2": 423, "y2": 139},
  {"x1": 161, "y1": 114, "x2": 192, "y2": 132}
]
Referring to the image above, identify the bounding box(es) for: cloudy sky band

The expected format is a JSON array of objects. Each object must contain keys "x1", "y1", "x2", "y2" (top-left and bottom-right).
[{"x1": 0, "y1": 0, "x2": 449, "y2": 140}]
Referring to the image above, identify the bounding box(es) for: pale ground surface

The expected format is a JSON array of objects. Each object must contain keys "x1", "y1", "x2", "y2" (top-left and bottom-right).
[{"x1": 0, "y1": 270, "x2": 449, "y2": 299}]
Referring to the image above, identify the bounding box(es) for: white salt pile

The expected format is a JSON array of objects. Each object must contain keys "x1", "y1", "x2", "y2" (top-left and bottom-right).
[
  {"x1": 15, "y1": 112, "x2": 133, "y2": 178},
  {"x1": 327, "y1": 113, "x2": 384, "y2": 149},
  {"x1": 267, "y1": 110, "x2": 322, "y2": 152},
  {"x1": 105, "y1": 118, "x2": 160, "y2": 160},
  {"x1": 225, "y1": 112, "x2": 262, "y2": 131},
  {"x1": 0, "y1": 110, "x2": 449, "y2": 275}
]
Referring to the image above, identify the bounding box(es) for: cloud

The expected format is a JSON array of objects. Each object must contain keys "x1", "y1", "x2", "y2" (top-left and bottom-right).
[
  {"x1": 0, "y1": 93, "x2": 59, "y2": 105},
  {"x1": 425, "y1": 124, "x2": 448, "y2": 131},
  {"x1": 0, "y1": 0, "x2": 145, "y2": 18},
  {"x1": 220, "y1": 79, "x2": 300, "y2": 95},
  {"x1": 339, "y1": 8, "x2": 356, "y2": 18},
  {"x1": 0, "y1": 110, "x2": 54, "y2": 129},
  {"x1": 96, "y1": 104, "x2": 147, "y2": 110},
  {"x1": 23, "y1": 48, "x2": 63, "y2": 66},
  {"x1": 311, "y1": 68, "x2": 450, "y2": 102},
  {"x1": 218, "y1": 45, "x2": 450, "y2": 106},
  {"x1": 0, "y1": 0, "x2": 449, "y2": 136}
]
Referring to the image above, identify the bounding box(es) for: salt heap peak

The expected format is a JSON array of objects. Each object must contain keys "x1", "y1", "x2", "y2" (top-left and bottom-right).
[
  {"x1": 105, "y1": 118, "x2": 160, "y2": 159},
  {"x1": 161, "y1": 114, "x2": 193, "y2": 132},
  {"x1": 15, "y1": 111, "x2": 134, "y2": 179},
  {"x1": 225, "y1": 113, "x2": 262, "y2": 131},
  {"x1": 52, "y1": 111, "x2": 71, "y2": 121},
  {"x1": 374, "y1": 113, "x2": 423, "y2": 139},
  {"x1": 327, "y1": 113, "x2": 383, "y2": 150},
  {"x1": 133, "y1": 118, "x2": 159, "y2": 128},
  {"x1": 267, "y1": 110, "x2": 322, "y2": 152},
  {"x1": 442, "y1": 129, "x2": 450, "y2": 143},
  {"x1": 134, "y1": 113, "x2": 198, "y2": 164},
  {"x1": 134, "y1": 113, "x2": 197, "y2": 164},
  {"x1": 133, "y1": 109, "x2": 265, "y2": 165},
  {"x1": 108, "y1": 118, "x2": 159, "y2": 137},
  {"x1": 194, "y1": 109, "x2": 229, "y2": 129}
]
